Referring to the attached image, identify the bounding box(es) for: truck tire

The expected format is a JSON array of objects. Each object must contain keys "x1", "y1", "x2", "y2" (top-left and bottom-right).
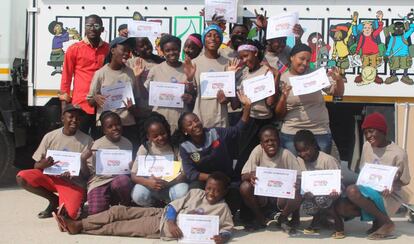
[{"x1": 0, "y1": 121, "x2": 15, "y2": 179}]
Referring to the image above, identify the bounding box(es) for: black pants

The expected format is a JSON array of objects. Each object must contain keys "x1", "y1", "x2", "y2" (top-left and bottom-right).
[{"x1": 79, "y1": 113, "x2": 99, "y2": 140}]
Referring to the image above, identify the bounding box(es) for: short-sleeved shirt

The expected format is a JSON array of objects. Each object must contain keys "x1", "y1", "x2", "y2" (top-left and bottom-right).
[
  {"x1": 192, "y1": 53, "x2": 230, "y2": 128},
  {"x1": 297, "y1": 151, "x2": 340, "y2": 171},
  {"x1": 239, "y1": 65, "x2": 274, "y2": 119},
  {"x1": 219, "y1": 46, "x2": 238, "y2": 60},
  {"x1": 359, "y1": 141, "x2": 411, "y2": 215},
  {"x1": 264, "y1": 47, "x2": 291, "y2": 69},
  {"x1": 32, "y1": 128, "x2": 93, "y2": 188},
  {"x1": 87, "y1": 64, "x2": 136, "y2": 126},
  {"x1": 160, "y1": 189, "x2": 233, "y2": 240},
  {"x1": 241, "y1": 145, "x2": 301, "y2": 175},
  {"x1": 280, "y1": 71, "x2": 331, "y2": 135},
  {"x1": 86, "y1": 136, "x2": 133, "y2": 192},
  {"x1": 144, "y1": 61, "x2": 188, "y2": 132},
  {"x1": 131, "y1": 142, "x2": 179, "y2": 175}
]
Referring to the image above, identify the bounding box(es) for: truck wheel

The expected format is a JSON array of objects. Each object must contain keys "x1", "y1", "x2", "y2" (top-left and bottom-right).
[{"x1": 0, "y1": 121, "x2": 15, "y2": 178}]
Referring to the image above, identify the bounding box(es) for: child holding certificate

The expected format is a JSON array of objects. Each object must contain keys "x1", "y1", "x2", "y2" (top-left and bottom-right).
[
  {"x1": 144, "y1": 34, "x2": 195, "y2": 132},
  {"x1": 55, "y1": 172, "x2": 234, "y2": 244},
  {"x1": 84, "y1": 112, "x2": 133, "y2": 215},
  {"x1": 239, "y1": 125, "x2": 302, "y2": 231},
  {"x1": 235, "y1": 39, "x2": 278, "y2": 180},
  {"x1": 130, "y1": 113, "x2": 189, "y2": 207},
  {"x1": 87, "y1": 37, "x2": 138, "y2": 145},
  {"x1": 338, "y1": 113, "x2": 411, "y2": 240},
  {"x1": 16, "y1": 105, "x2": 93, "y2": 221},
  {"x1": 294, "y1": 130, "x2": 344, "y2": 239}
]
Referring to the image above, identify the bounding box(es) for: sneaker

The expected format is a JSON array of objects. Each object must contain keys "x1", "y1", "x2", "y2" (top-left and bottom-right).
[
  {"x1": 384, "y1": 75, "x2": 398, "y2": 84},
  {"x1": 401, "y1": 75, "x2": 414, "y2": 85}
]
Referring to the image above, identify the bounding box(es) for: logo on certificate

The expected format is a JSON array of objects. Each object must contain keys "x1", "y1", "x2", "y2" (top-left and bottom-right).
[{"x1": 191, "y1": 152, "x2": 201, "y2": 163}]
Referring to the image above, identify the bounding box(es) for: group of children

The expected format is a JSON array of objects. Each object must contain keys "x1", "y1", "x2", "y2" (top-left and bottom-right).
[{"x1": 15, "y1": 13, "x2": 411, "y2": 242}]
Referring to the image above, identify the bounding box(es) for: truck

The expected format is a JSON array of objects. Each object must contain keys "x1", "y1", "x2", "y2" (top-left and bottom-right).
[{"x1": 1, "y1": 1, "x2": 414, "y2": 211}]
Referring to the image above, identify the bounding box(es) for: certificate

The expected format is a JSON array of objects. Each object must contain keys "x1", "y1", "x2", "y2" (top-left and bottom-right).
[
  {"x1": 357, "y1": 163, "x2": 398, "y2": 192},
  {"x1": 101, "y1": 82, "x2": 135, "y2": 111},
  {"x1": 178, "y1": 214, "x2": 219, "y2": 244},
  {"x1": 301, "y1": 170, "x2": 341, "y2": 196},
  {"x1": 205, "y1": 0, "x2": 238, "y2": 23},
  {"x1": 136, "y1": 154, "x2": 174, "y2": 178},
  {"x1": 289, "y1": 68, "x2": 331, "y2": 96},
  {"x1": 96, "y1": 149, "x2": 132, "y2": 175},
  {"x1": 200, "y1": 71, "x2": 235, "y2": 98},
  {"x1": 128, "y1": 20, "x2": 161, "y2": 40},
  {"x1": 43, "y1": 150, "x2": 81, "y2": 176},
  {"x1": 242, "y1": 73, "x2": 275, "y2": 103},
  {"x1": 266, "y1": 12, "x2": 299, "y2": 40},
  {"x1": 254, "y1": 167, "x2": 297, "y2": 199},
  {"x1": 148, "y1": 81, "x2": 185, "y2": 108}
]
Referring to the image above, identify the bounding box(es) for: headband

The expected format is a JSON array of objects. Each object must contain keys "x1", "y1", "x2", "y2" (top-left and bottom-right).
[
  {"x1": 187, "y1": 35, "x2": 202, "y2": 48},
  {"x1": 237, "y1": 44, "x2": 258, "y2": 52}
]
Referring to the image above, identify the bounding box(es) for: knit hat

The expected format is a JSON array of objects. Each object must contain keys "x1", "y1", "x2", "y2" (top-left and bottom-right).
[
  {"x1": 361, "y1": 112, "x2": 388, "y2": 134},
  {"x1": 289, "y1": 43, "x2": 312, "y2": 57},
  {"x1": 202, "y1": 24, "x2": 223, "y2": 46}
]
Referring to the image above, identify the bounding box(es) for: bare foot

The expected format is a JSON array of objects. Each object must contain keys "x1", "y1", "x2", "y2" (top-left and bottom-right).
[
  {"x1": 63, "y1": 217, "x2": 83, "y2": 234},
  {"x1": 370, "y1": 222, "x2": 395, "y2": 236}
]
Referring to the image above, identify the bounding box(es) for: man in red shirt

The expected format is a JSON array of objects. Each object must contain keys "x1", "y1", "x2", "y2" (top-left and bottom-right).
[{"x1": 60, "y1": 14, "x2": 110, "y2": 138}]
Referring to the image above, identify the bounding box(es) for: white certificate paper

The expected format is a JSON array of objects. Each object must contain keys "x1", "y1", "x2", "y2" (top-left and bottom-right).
[
  {"x1": 205, "y1": 0, "x2": 238, "y2": 23},
  {"x1": 44, "y1": 150, "x2": 81, "y2": 176},
  {"x1": 178, "y1": 214, "x2": 219, "y2": 244},
  {"x1": 200, "y1": 71, "x2": 235, "y2": 98},
  {"x1": 101, "y1": 82, "x2": 135, "y2": 111},
  {"x1": 136, "y1": 154, "x2": 174, "y2": 177},
  {"x1": 301, "y1": 170, "x2": 341, "y2": 196},
  {"x1": 254, "y1": 167, "x2": 297, "y2": 199},
  {"x1": 266, "y1": 12, "x2": 299, "y2": 40},
  {"x1": 243, "y1": 73, "x2": 275, "y2": 103},
  {"x1": 96, "y1": 149, "x2": 132, "y2": 175},
  {"x1": 148, "y1": 81, "x2": 185, "y2": 108},
  {"x1": 289, "y1": 68, "x2": 331, "y2": 96},
  {"x1": 357, "y1": 163, "x2": 398, "y2": 192},
  {"x1": 127, "y1": 20, "x2": 161, "y2": 39}
]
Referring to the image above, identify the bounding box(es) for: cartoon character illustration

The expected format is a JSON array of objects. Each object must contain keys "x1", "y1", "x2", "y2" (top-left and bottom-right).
[
  {"x1": 307, "y1": 32, "x2": 331, "y2": 70},
  {"x1": 47, "y1": 20, "x2": 80, "y2": 76},
  {"x1": 353, "y1": 10, "x2": 384, "y2": 85},
  {"x1": 383, "y1": 14, "x2": 414, "y2": 85},
  {"x1": 329, "y1": 12, "x2": 358, "y2": 80}
]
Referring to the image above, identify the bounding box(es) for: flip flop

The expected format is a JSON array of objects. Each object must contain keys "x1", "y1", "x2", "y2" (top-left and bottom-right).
[
  {"x1": 303, "y1": 227, "x2": 320, "y2": 235},
  {"x1": 367, "y1": 233, "x2": 396, "y2": 240},
  {"x1": 331, "y1": 231, "x2": 346, "y2": 239}
]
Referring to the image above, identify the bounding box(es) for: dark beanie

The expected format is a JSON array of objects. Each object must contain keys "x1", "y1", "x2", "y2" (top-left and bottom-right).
[
  {"x1": 159, "y1": 34, "x2": 182, "y2": 51},
  {"x1": 361, "y1": 112, "x2": 388, "y2": 134},
  {"x1": 290, "y1": 43, "x2": 312, "y2": 57}
]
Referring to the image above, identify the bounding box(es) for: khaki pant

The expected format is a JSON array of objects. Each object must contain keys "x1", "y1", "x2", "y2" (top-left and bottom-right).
[
  {"x1": 362, "y1": 54, "x2": 380, "y2": 68},
  {"x1": 82, "y1": 205, "x2": 163, "y2": 237}
]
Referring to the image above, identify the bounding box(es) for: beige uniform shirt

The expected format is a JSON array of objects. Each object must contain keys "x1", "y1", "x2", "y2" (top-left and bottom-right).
[
  {"x1": 240, "y1": 65, "x2": 274, "y2": 119},
  {"x1": 144, "y1": 61, "x2": 188, "y2": 132},
  {"x1": 263, "y1": 47, "x2": 291, "y2": 69},
  {"x1": 33, "y1": 128, "x2": 93, "y2": 188},
  {"x1": 280, "y1": 71, "x2": 331, "y2": 135},
  {"x1": 86, "y1": 136, "x2": 132, "y2": 193},
  {"x1": 160, "y1": 189, "x2": 234, "y2": 240},
  {"x1": 241, "y1": 145, "x2": 301, "y2": 175},
  {"x1": 297, "y1": 151, "x2": 340, "y2": 171},
  {"x1": 131, "y1": 142, "x2": 179, "y2": 175},
  {"x1": 192, "y1": 53, "x2": 230, "y2": 128},
  {"x1": 360, "y1": 141, "x2": 411, "y2": 215},
  {"x1": 87, "y1": 64, "x2": 136, "y2": 126}
]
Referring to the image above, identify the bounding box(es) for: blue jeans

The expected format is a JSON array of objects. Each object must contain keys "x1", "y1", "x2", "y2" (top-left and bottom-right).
[
  {"x1": 131, "y1": 182, "x2": 189, "y2": 207},
  {"x1": 280, "y1": 132, "x2": 332, "y2": 155}
]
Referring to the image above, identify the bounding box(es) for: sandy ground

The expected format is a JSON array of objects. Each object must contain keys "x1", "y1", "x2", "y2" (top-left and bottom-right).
[{"x1": 1, "y1": 184, "x2": 414, "y2": 244}]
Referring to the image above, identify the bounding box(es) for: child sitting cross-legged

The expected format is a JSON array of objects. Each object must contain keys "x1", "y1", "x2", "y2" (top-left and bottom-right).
[{"x1": 55, "y1": 172, "x2": 234, "y2": 243}]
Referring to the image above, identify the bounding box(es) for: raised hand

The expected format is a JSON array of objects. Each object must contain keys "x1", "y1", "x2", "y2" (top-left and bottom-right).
[
  {"x1": 133, "y1": 57, "x2": 145, "y2": 78},
  {"x1": 254, "y1": 9, "x2": 268, "y2": 31},
  {"x1": 293, "y1": 24, "x2": 304, "y2": 39},
  {"x1": 328, "y1": 67, "x2": 342, "y2": 81},
  {"x1": 184, "y1": 56, "x2": 197, "y2": 81},
  {"x1": 237, "y1": 90, "x2": 252, "y2": 108},
  {"x1": 280, "y1": 82, "x2": 292, "y2": 98},
  {"x1": 352, "y1": 11, "x2": 359, "y2": 22},
  {"x1": 227, "y1": 58, "x2": 241, "y2": 72},
  {"x1": 376, "y1": 10, "x2": 384, "y2": 21}
]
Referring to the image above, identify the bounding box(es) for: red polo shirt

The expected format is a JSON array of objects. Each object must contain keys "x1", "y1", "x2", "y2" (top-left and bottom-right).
[{"x1": 60, "y1": 38, "x2": 110, "y2": 115}]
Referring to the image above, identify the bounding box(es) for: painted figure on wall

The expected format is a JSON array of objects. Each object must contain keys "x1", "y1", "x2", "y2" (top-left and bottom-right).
[
  {"x1": 47, "y1": 20, "x2": 81, "y2": 76},
  {"x1": 383, "y1": 13, "x2": 414, "y2": 85},
  {"x1": 353, "y1": 10, "x2": 384, "y2": 85},
  {"x1": 307, "y1": 32, "x2": 330, "y2": 70}
]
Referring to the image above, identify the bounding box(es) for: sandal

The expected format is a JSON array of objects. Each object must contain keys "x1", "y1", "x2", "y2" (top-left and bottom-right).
[
  {"x1": 304, "y1": 227, "x2": 320, "y2": 235},
  {"x1": 367, "y1": 232, "x2": 396, "y2": 240},
  {"x1": 331, "y1": 231, "x2": 346, "y2": 239},
  {"x1": 37, "y1": 204, "x2": 56, "y2": 219}
]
